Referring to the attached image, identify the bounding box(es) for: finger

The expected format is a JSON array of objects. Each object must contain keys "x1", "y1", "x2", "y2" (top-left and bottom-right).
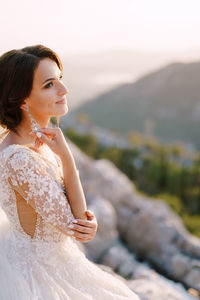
[
  {"x1": 70, "y1": 224, "x2": 94, "y2": 234},
  {"x1": 86, "y1": 216, "x2": 94, "y2": 221},
  {"x1": 40, "y1": 127, "x2": 60, "y2": 135},
  {"x1": 37, "y1": 138, "x2": 44, "y2": 148},
  {"x1": 36, "y1": 132, "x2": 55, "y2": 141},
  {"x1": 72, "y1": 219, "x2": 96, "y2": 228},
  {"x1": 87, "y1": 216, "x2": 94, "y2": 221},
  {"x1": 39, "y1": 140, "x2": 44, "y2": 147},
  {"x1": 85, "y1": 211, "x2": 94, "y2": 218},
  {"x1": 86, "y1": 210, "x2": 94, "y2": 215},
  {"x1": 33, "y1": 138, "x2": 41, "y2": 150},
  {"x1": 85, "y1": 211, "x2": 94, "y2": 219},
  {"x1": 77, "y1": 219, "x2": 97, "y2": 228},
  {"x1": 40, "y1": 132, "x2": 55, "y2": 139},
  {"x1": 37, "y1": 132, "x2": 55, "y2": 147},
  {"x1": 73, "y1": 231, "x2": 94, "y2": 241}
]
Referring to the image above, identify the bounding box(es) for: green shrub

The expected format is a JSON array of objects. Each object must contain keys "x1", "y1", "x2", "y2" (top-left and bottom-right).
[
  {"x1": 154, "y1": 193, "x2": 183, "y2": 215},
  {"x1": 64, "y1": 128, "x2": 99, "y2": 157},
  {"x1": 64, "y1": 127, "x2": 200, "y2": 238},
  {"x1": 182, "y1": 214, "x2": 200, "y2": 238}
]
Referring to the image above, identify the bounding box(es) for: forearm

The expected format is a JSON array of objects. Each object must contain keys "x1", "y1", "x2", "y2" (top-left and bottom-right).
[{"x1": 61, "y1": 152, "x2": 87, "y2": 220}]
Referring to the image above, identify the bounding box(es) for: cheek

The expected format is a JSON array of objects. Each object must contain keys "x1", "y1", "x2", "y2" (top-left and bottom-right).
[{"x1": 35, "y1": 90, "x2": 55, "y2": 109}]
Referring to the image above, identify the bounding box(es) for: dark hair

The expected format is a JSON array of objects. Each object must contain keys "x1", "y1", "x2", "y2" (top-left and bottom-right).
[{"x1": 0, "y1": 44, "x2": 62, "y2": 134}]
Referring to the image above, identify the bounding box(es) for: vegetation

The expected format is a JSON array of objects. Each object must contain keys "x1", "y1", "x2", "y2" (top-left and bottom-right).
[{"x1": 64, "y1": 128, "x2": 200, "y2": 238}]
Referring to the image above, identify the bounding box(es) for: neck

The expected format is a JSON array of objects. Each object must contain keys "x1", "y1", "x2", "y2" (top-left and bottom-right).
[{"x1": 9, "y1": 115, "x2": 51, "y2": 145}]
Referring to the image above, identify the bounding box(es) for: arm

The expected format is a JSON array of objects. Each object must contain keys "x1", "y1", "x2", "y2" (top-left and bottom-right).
[
  {"x1": 35, "y1": 127, "x2": 88, "y2": 221},
  {"x1": 6, "y1": 148, "x2": 75, "y2": 236},
  {"x1": 60, "y1": 152, "x2": 87, "y2": 221},
  {"x1": 32, "y1": 128, "x2": 98, "y2": 243}
]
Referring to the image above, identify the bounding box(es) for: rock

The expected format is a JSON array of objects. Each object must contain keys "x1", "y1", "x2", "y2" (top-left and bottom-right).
[
  {"x1": 98, "y1": 238, "x2": 197, "y2": 300},
  {"x1": 100, "y1": 241, "x2": 140, "y2": 278},
  {"x1": 131, "y1": 265, "x2": 198, "y2": 300},
  {"x1": 84, "y1": 197, "x2": 118, "y2": 261},
  {"x1": 67, "y1": 139, "x2": 200, "y2": 293},
  {"x1": 128, "y1": 277, "x2": 196, "y2": 300},
  {"x1": 97, "y1": 262, "x2": 197, "y2": 300}
]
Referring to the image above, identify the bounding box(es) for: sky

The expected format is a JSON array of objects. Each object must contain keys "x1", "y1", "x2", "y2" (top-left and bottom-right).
[
  {"x1": 1, "y1": 0, "x2": 200, "y2": 108},
  {"x1": 0, "y1": 0, "x2": 200, "y2": 56}
]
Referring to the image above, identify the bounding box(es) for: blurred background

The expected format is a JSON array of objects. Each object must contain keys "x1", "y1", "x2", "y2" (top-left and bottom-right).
[
  {"x1": 1, "y1": 1, "x2": 200, "y2": 298},
  {"x1": 1, "y1": 0, "x2": 200, "y2": 246}
]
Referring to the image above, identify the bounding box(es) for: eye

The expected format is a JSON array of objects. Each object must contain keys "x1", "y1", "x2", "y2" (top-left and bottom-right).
[{"x1": 45, "y1": 82, "x2": 53, "y2": 88}]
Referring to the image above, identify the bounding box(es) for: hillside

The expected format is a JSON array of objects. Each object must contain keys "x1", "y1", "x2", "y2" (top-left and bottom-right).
[
  {"x1": 70, "y1": 61, "x2": 200, "y2": 149},
  {"x1": 66, "y1": 138, "x2": 200, "y2": 299}
]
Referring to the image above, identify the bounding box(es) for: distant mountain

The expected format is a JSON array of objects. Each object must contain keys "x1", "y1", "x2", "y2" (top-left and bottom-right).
[
  {"x1": 61, "y1": 49, "x2": 200, "y2": 110},
  {"x1": 69, "y1": 61, "x2": 200, "y2": 149}
]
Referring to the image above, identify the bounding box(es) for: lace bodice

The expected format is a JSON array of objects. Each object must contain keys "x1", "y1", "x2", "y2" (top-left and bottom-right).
[
  {"x1": 0, "y1": 144, "x2": 76, "y2": 244},
  {"x1": 0, "y1": 144, "x2": 141, "y2": 300}
]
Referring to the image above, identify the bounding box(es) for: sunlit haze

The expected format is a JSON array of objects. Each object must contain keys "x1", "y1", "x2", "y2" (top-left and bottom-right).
[
  {"x1": 0, "y1": 0, "x2": 200, "y2": 55},
  {"x1": 1, "y1": 0, "x2": 200, "y2": 108}
]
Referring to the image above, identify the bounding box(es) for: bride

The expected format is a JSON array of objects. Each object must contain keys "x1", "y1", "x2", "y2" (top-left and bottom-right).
[{"x1": 0, "y1": 44, "x2": 140, "y2": 299}]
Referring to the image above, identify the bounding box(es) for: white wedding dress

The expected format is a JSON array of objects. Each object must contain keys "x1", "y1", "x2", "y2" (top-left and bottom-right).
[{"x1": 0, "y1": 143, "x2": 140, "y2": 300}]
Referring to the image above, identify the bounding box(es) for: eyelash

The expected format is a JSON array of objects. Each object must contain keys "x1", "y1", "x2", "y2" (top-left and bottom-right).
[
  {"x1": 44, "y1": 75, "x2": 63, "y2": 89},
  {"x1": 45, "y1": 82, "x2": 53, "y2": 88}
]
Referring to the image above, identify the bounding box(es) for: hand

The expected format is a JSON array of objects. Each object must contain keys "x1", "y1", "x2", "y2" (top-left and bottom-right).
[
  {"x1": 32, "y1": 127, "x2": 72, "y2": 159},
  {"x1": 68, "y1": 210, "x2": 98, "y2": 243},
  {"x1": 32, "y1": 136, "x2": 44, "y2": 149}
]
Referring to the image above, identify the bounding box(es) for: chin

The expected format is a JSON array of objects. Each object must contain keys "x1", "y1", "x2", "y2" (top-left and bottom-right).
[{"x1": 56, "y1": 105, "x2": 69, "y2": 117}]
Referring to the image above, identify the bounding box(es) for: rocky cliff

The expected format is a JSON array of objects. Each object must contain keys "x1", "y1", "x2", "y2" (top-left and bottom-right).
[{"x1": 68, "y1": 138, "x2": 200, "y2": 300}]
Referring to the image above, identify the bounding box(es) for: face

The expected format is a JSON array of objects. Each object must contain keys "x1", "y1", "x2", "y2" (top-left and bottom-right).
[{"x1": 24, "y1": 58, "x2": 68, "y2": 119}]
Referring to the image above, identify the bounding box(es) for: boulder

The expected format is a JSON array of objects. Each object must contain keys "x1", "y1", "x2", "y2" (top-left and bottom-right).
[
  {"x1": 84, "y1": 197, "x2": 118, "y2": 261},
  {"x1": 67, "y1": 139, "x2": 200, "y2": 293}
]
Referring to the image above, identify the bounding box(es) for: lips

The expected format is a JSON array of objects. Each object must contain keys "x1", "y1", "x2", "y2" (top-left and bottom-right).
[{"x1": 56, "y1": 99, "x2": 66, "y2": 104}]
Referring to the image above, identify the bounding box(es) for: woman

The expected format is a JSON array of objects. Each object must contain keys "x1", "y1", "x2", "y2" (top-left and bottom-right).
[{"x1": 0, "y1": 45, "x2": 140, "y2": 299}]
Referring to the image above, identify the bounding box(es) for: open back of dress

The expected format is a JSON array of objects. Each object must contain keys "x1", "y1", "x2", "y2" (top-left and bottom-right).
[{"x1": 0, "y1": 144, "x2": 140, "y2": 300}]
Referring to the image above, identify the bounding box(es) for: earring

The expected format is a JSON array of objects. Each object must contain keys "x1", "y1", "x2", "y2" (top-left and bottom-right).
[{"x1": 25, "y1": 106, "x2": 42, "y2": 138}]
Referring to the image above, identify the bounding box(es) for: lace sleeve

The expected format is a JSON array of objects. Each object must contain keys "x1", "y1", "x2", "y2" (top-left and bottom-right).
[{"x1": 6, "y1": 148, "x2": 75, "y2": 235}]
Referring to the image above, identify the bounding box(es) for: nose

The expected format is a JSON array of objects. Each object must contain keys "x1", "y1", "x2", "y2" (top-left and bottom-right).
[{"x1": 58, "y1": 81, "x2": 69, "y2": 96}]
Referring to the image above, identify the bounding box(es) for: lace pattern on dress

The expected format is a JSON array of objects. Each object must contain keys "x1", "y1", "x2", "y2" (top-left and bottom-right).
[{"x1": 0, "y1": 144, "x2": 75, "y2": 243}]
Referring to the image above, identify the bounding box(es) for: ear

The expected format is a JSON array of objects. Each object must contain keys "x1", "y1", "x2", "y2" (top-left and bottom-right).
[{"x1": 20, "y1": 102, "x2": 28, "y2": 112}]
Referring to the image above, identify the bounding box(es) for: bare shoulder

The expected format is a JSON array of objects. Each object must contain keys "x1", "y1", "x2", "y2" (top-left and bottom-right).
[
  {"x1": 0, "y1": 133, "x2": 19, "y2": 154},
  {"x1": 0, "y1": 138, "x2": 12, "y2": 152}
]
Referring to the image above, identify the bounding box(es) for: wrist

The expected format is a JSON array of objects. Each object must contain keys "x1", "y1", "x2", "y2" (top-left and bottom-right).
[
  {"x1": 59, "y1": 149, "x2": 74, "y2": 163},
  {"x1": 61, "y1": 152, "x2": 78, "y2": 173}
]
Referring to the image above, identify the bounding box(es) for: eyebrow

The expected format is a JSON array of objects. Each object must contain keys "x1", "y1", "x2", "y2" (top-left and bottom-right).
[{"x1": 42, "y1": 73, "x2": 63, "y2": 85}]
